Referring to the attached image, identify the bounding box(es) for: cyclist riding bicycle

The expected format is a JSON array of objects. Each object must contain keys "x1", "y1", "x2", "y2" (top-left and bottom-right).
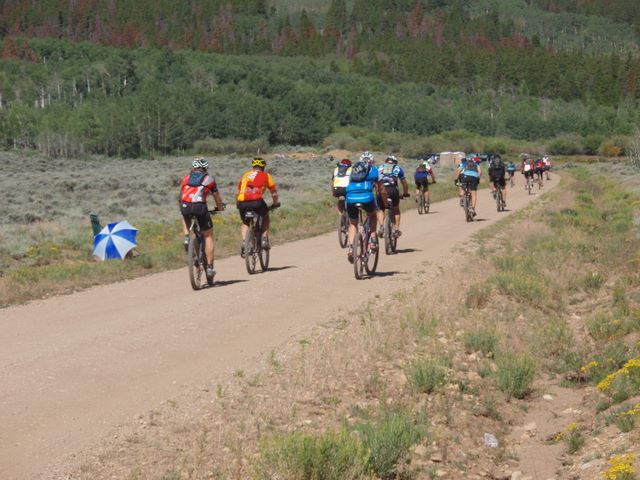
[
  {"x1": 377, "y1": 155, "x2": 410, "y2": 236},
  {"x1": 488, "y1": 154, "x2": 507, "y2": 207},
  {"x1": 414, "y1": 157, "x2": 436, "y2": 206},
  {"x1": 534, "y1": 156, "x2": 545, "y2": 186},
  {"x1": 332, "y1": 158, "x2": 352, "y2": 214},
  {"x1": 520, "y1": 154, "x2": 535, "y2": 187},
  {"x1": 345, "y1": 157, "x2": 388, "y2": 263},
  {"x1": 236, "y1": 157, "x2": 280, "y2": 256},
  {"x1": 179, "y1": 157, "x2": 226, "y2": 279},
  {"x1": 455, "y1": 156, "x2": 481, "y2": 217},
  {"x1": 506, "y1": 160, "x2": 516, "y2": 181}
]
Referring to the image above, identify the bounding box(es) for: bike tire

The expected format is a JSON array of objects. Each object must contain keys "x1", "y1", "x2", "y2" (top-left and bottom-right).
[
  {"x1": 365, "y1": 233, "x2": 379, "y2": 274},
  {"x1": 527, "y1": 179, "x2": 532, "y2": 195},
  {"x1": 496, "y1": 190, "x2": 502, "y2": 212},
  {"x1": 187, "y1": 235, "x2": 203, "y2": 290},
  {"x1": 353, "y1": 232, "x2": 364, "y2": 279},
  {"x1": 417, "y1": 192, "x2": 425, "y2": 215},
  {"x1": 425, "y1": 196, "x2": 430, "y2": 214},
  {"x1": 390, "y1": 215, "x2": 398, "y2": 253},
  {"x1": 259, "y1": 237, "x2": 269, "y2": 271},
  {"x1": 244, "y1": 227, "x2": 257, "y2": 274},
  {"x1": 463, "y1": 193, "x2": 472, "y2": 222},
  {"x1": 338, "y1": 212, "x2": 348, "y2": 248},
  {"x1": 384, "y1": 212, "x2": 393, "y2": 255}
]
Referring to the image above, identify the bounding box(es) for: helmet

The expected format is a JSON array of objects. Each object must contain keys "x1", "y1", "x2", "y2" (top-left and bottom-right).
[
  {"x1": 385, "y1": 155, "x2": 398, "y2": 164},
  {"x1": 360, "y1": 151, "x2": 374, "y2": 163},
  {"x1": 339, "y1": 158, "x2": 352, "y2": 167},
  {"x1": 192, "y1": 157, "x2": 208, "y2": 169},
  {"x1": 252, "y1": 157, "x2": 267, "y2": 168},
  {"x1": 522, "y1": 153, "x2": 529, "y2": 161},
  {"x1": 543, "y1": 155, "x2": 549, "y2": 161}
]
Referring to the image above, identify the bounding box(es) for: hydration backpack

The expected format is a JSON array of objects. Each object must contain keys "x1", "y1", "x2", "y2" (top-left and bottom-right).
[
  {"x1": 350, "y1": 161, "x2": 370, "y2": 183},
  {"x1": 187, "y1": 170, "x2": 207, "y2": 187},
  {"x1": 336, "y1": 164, "x2": 350, "y2": 177},
  {"x1": 414, "y1": 164, "x2": 429, "y2": 181},
  {"x1": 490, "y1": 156, "x2": 505, "y2": 176}
]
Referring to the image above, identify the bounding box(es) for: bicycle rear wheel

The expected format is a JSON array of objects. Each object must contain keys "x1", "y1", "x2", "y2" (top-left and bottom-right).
[
  {"x1": 417, "y1": 190, "x2": 425, "y2": 215},
  {"x1": 338, "y1": 212, "x2": 348, "y2": 248},
  {"x1": 244, "y1": 227, "x2": 257, "y2": 274},
  {"x1": 353, "y1": 232, "x2": 365, "y2": 279},
  {"x1": 187, "y1": 235, "x2": 203, "y2": 290},
  {"x1": 463, "y1": 192, "x2": 472, "y2": 222},
  {"x1": 384, "y1": 212, "x2": 393, "y2": 255},
  {"x1": 496, "y1": 189, "x2": 502, "y2": 212},
  {"x1": 365, "y1": 233, "x2": 379, "y2": 274},
  {"x1": 258, "y1": 236, "x2": 269, "y2": 271}
]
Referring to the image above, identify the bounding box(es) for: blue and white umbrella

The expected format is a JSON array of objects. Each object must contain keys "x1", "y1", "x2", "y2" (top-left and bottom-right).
[{"x1": 92, "y1": 221, "x2": 138, "y2": 260}]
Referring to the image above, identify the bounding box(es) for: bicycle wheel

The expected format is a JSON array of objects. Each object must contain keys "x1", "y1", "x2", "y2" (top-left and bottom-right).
[
  {"x1": 244, "y1": 226, "x2": 257, "y2": 274},
  {"x1": 424, "y1": 192, "x2": 430, "y2": 214},
  {"x1": 463, "y1": 192, "x2": 472, "y2": 222},
  {"x1": 384, "y1": 211, "x2": 393, "y2": 255},
  {"x1": 389, "y1": 215, "x2": 398, "y2": 253},
  {"x1": 353, "y1": 231, "x2": 364, "y2": 279},
  {"x1": 496, "y1": 189, "x2": 502, "y2": 212},
  {"x1": 187, "y1": 234, "x2": 203, "y2": 290},
  {"x1": 417, "y1": 189, "x2": 425, "y2": 215},
  {"x1": 258, "y1": 234, "x2": 269, "y2": 271},
  {"x1": 338, "y1": 211, "x2": 348, "y2": 248},
  {"x1": 365, "y1": 232, "x2": 379, "y2": 274}
]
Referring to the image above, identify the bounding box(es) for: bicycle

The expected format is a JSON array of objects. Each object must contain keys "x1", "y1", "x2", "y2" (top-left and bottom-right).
[
  {"x1": 186, "y1": 207, "x2": 222, "y2": 290},
  {"x1": 495, "y1": 184, "x2": 505, "y2": 212},
  {"x1": 352, "y1": 204, "x2": 379, "y2": 279},
  {"x1": 416, "y1": 182, "x2": 432, "y2": 214},
  {"x1": 460, "y1": 180, "x2": 474, "y2": 222},
  {"x1": 337, "y1": 196, "x2": 349, "y2": 248},
  {"x1": 243, "y1": 204, "x2": 278, "y2": 275}
]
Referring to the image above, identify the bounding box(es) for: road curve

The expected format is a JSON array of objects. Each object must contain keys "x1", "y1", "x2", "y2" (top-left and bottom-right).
[{"x1": 0, "y1": 176, "x2": 557, "y2": 479}]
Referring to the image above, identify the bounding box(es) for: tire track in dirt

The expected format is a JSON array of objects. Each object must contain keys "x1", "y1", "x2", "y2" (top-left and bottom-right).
[{"x1": 0, "y1": 176, "x2": 557, "y2": 479}]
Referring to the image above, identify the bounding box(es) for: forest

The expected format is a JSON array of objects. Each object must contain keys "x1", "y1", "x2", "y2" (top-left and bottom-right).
[{"x1": 0, "y1": 0, "x2": 639, "y2": 157}]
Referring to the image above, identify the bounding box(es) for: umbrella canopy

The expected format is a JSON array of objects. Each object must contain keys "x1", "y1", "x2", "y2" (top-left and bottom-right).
[{"x1": 92, "y1": 221, "x2": 138, "y2": 260}]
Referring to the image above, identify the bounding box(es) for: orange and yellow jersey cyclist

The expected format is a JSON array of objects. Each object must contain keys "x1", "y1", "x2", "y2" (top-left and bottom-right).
[{"x1": 236, "y1": 157, "x2": 280, "y2": 254}]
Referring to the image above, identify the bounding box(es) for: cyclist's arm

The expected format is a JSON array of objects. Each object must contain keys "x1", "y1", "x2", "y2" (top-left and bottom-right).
[
  {"x1": 212, "y1": 190, "x2": 225, "y2": 210},
  {"x1": 400, "y1": 178, "x2": 409, "y2": 196},
  {"x1": 429, "y1": 170, "x2": 436, "y2": 182}
]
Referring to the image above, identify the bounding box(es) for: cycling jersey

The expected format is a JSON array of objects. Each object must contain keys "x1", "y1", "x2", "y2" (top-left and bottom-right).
[
  {"x1": 346, "y1": 165, "x2": 381, "y2": 204},
  {"x1": 506, "y1": 163, "x2": 516, "y2": 172},
  {"x1": 180, "y1": 173, "x2": 218, "y2": 203},
  {"x1": 378, "y1": 164, "x2": 405, "y2": 186},
  {"x1": 460, "y1": 161, "x2": 480, "y2": 178},
  {"x1": 236, "y1": 170, "x2": 277, "y2": 202}
]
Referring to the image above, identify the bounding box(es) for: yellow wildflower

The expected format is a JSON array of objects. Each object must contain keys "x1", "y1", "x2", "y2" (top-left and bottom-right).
[
  {"x1": 603, "y1": 453, "x2": 635, "y2": 480},
  {"x1": 581, "y1": 361, "x2": 599, "y2": 374}
]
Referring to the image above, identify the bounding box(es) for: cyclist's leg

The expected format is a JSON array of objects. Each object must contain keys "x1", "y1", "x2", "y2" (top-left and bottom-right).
[
  {"x1": 501, "y1": 177, "x2": 507, "y2": 202},
  {"x1": 469, "y1": 177, "x2": 478, "y2": 209},
  {"x1": 201, "y1": 228, "x2": 215, "y2": 265},
  {"x1": 388, "y1": 187, "x2": 401, "y2": 230},
  {"x1": 346, "y1": 203, "x2": 359, "y2": 254}
]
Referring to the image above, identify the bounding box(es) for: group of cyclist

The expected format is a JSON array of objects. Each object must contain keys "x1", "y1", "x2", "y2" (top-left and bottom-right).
[
  {"x1": 178, "y1": 150, "x2": 552, "y2": 278},
  {"x1": 178, "y1": 156, "x2": 279, "y2": 282}
]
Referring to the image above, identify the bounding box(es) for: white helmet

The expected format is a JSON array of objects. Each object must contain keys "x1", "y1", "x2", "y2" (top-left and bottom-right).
[
  {"x1": 360, "y1": 151, "x2": 374, "y2": 164},
  {"x1": 192, "y1": 157, "x2": 209, "y2": 169}
]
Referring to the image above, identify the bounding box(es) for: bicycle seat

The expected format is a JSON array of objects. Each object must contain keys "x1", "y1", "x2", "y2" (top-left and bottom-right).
[
  {"x1": 244, "y1": 210, "x2": 257, "y2": 219},
  {"x1": 338, "y1": 196, "x2": 346, "y2": 200}
]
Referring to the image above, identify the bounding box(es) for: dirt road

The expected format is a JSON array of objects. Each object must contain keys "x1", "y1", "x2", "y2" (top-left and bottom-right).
[{"x1": 0, "y1": 176, "x2": 556, "y2": 479}]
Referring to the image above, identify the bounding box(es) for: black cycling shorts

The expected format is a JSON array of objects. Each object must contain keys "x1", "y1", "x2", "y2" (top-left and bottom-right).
[
  {"x1": 332, "y1": 187, "x2": 346, "y2": 198},
  {"x1": 377, "y1": 185, "x2": 400, "y2": 210},
  {"x1": 181, "y1": 202, "x2": 213, "y2": 231},
  {"x1": 415, "y1": 179, "x2": 429, "y2": 189},
  {"x1": 491, "y1": 176, "x2": 506, "y2": 188},
  {"x1": 237, "y1": 199, "x2": 269, "y2": 222},
  {"x1": 524, "y1": 170, "x2": 534, "y2": 178},
  {"x1": 460, "y1": 175, "x2": 479, "y2": 191},
  {"x1": 346, "y1": 201, "x2": 376, "y2": 221}
]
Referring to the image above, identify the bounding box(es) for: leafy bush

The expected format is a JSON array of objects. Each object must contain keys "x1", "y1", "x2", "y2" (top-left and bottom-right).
[
  {"x1": 406, "y1": 357, "x2": 447, "y2": 394},
  {"x1": 495, "y1": 352, "x2": 536, "y2": 399},
  {"x1": 463, "y1": 328, "x2": 498, "y2": 355},
  {"x1": 548, "y1": 133, "x2": 583, "y2": 155}
]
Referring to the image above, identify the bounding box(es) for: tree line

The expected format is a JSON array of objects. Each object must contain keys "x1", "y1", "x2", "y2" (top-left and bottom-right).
[{"x1": 0, "y1": 38, "x2": 638, "y2": 158}]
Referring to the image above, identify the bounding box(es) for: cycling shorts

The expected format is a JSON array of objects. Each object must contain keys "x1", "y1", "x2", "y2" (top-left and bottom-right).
[
  {"x1": 378, "y1": 185, "x2": 400, "y2": 210},
  {"x1": 332, "y1": 187, "x2": 346, "y2": 198},
  {"x1": 523, "y1": 170, "x2": 534, "y2": 178},
  {"x1": 181, "y1": 202, "x2": 213, "y2": 232},
  {"x1": 460, "y1": 175, "x2": 479, "y2": 191},
  {"x1": 490, "y1": 176, "x2": 506, "y2": 188},
  {"x1": 237, "y1": 199, "x2": 269, "y2": 222},
  {"x1": 415, "y1": 179, "x2": 429, "y2": 189},
  {"x1": 346, "y1": 201, "x2": 376, "y2": 221}
]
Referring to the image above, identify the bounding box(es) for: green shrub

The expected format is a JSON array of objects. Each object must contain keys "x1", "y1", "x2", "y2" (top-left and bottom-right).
[
  {"x1": 583, "y1": 134, "x2": 604, "y2": 155},
  {"x1": 587, "y1": 312, "x2": 630, "y2": 342},
  {"x1": 548, "y1": 133, "x2": 583, "y2": 155},
  {"x1": 463, "y1": 328, "x2": 498, "y2": 355},
  {"x1": 495, "y1": 352, "x2": 536, "y2": 399},
  {"x1": 355, "y1": 410, "x2": 425, "y2": 479},
  {"x1": 581, "y1": 271, "x2": 605, "y2": 291},
  {"x1": 255, "y1": 429, "x2": 368, "y2": 480},
  {"x1": 491, "y1": 271, "x2": 547, "y2": 306},
  {"x1": 406, "y1": 357, "x2": 447, "y2": 394},
  {"x1": 564, "y1": 429, "x2": 584, "y2": 454}
]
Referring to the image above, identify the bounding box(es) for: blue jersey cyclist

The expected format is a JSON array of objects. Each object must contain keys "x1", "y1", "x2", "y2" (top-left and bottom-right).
[
  {"x1": 454, "y1": 156, "x2": 482, "y2": 217},
  {"x1": 377, "y1": 155, "x2": 410, "y2": 237},
  {"x1": 345, "y1": 152, "x2": 389, "y2": 263}
]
